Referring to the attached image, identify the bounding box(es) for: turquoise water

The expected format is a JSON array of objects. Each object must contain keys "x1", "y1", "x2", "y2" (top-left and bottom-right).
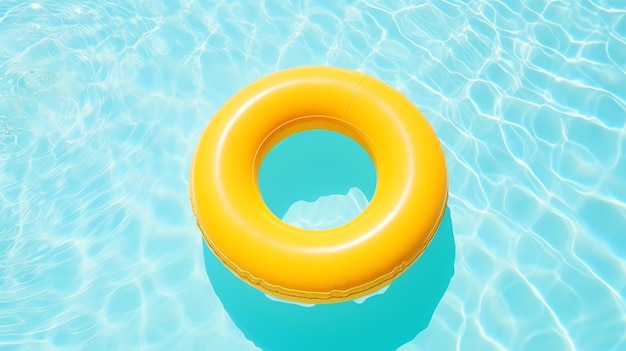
[{"x1": 1, "y1": 0, "x2": 625, "y2": 350}]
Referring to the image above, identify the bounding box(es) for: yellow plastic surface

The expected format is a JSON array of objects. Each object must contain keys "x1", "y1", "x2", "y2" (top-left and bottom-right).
[{"x1": 190, "y1": 66, "x2": 448, "y2": 303}]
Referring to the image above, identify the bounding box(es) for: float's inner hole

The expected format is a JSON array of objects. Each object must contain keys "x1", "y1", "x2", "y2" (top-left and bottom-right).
[{"x1": 258, "y1": 129, "x2": 376, "y2": 229}]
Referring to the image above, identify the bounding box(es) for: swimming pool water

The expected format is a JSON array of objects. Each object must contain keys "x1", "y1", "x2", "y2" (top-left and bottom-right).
[{"x1": 1, "y1": 0, "x2": 625, "y2": 350}]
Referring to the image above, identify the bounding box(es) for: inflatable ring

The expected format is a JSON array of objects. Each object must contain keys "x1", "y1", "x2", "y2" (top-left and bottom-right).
[{"x1": 190, "y1": 66, "x2": 448, "y2": 303}]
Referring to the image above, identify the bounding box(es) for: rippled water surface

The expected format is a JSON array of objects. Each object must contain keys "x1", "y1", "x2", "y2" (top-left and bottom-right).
[{"x1": 1, "y1": 1, "x2": 625, "y2": 350}]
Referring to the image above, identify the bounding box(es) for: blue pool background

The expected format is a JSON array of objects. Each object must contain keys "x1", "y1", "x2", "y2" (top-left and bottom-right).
[{"x1": 1, "y1": 0, "x2": 625, "y2": 350}]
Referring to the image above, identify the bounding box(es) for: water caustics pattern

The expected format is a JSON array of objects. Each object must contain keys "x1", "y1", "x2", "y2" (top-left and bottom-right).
[{"x1": 1, "y1": 0, "x2": 625, "y2": 350}]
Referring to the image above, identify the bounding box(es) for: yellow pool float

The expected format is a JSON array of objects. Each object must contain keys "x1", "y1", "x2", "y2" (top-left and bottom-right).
[{"x1": 190, "y1": 66, "x2": 448, "y2": 303}]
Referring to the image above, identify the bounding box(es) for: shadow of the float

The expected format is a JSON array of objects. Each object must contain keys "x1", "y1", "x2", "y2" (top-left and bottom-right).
[{"x1": 203, "y1": 207, "x2": 455, "y2": 351}]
